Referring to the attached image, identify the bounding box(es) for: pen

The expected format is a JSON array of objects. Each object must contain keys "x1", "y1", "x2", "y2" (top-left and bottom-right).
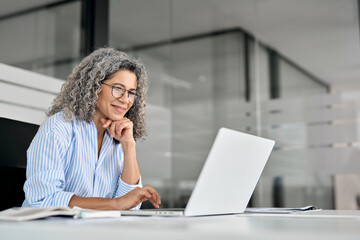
[{"x1": 74, "y1": 210, "x2": 121, "y2": 219}]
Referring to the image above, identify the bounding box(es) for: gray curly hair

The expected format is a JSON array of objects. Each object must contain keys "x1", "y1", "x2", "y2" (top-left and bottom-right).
[{"x1": 47, "y1": 47, "x2": 148, "y2": 140}]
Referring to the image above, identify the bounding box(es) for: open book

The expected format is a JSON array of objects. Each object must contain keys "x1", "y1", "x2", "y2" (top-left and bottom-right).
[{"x1": 0, "y1": 207, "x2": 121, "y2": 221}]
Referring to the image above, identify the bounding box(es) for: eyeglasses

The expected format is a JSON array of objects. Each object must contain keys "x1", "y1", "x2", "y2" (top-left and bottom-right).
[{"x1": 101, "y1": 82, "x2": 138, "y2": 104}]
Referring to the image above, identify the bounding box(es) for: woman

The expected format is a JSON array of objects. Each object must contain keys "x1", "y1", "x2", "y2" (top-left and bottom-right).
[{"x1": 22, "y1": 48, "x2": 161, "y2": 210}]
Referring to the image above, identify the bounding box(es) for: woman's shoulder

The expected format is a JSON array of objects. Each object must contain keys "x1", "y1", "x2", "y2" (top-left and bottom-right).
[
  {"x1": 28, "y1": 112, "x2": 78, "y2": 155},
  {"x1": 39, "y1": 112, "x2": 76, "y2": 137}
]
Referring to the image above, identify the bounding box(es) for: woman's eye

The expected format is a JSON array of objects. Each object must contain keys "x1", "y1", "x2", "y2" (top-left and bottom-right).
[
  {"x1": 129, "y1": 92, "x2": 136, "y2": 96},
  {"x1": 114, "y1": 87, "x2": 123, "y2": 92}
]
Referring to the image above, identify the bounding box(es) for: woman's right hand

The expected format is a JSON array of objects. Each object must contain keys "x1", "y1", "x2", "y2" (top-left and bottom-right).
[{"x1": 115, "y1": 185, "x2": 161, "y2": 210}]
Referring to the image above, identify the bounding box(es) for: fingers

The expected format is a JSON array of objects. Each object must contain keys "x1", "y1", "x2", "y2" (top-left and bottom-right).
[
  {"x1": 109, "y1": 121, "x2": 117, "y2": 138},
  {"x1": 131, "y1": 187, "x2": 155, "y2": 207},
  {"x1": 119, "y1": 185, "x2": 162, "y2": 210},
  {"x1": 115, "y1": 121, "x2": 127, "y2": 138},
  {"x1": 132, "y1": 186, "x2": 161, "y2": 208},
  {"x1": 142, "y1": 185, "x2": 161, "y2": 208},
  {"x1": 101, "y1": 118, "x2": 133, "y2": 140},
  {"x1": 101, "y1": 118, "x2": 112, "y2": 130},
  {"x1": 151, "y1": 191, "x2": 161, "y2": 206},
  {"x1": 141, "y1": 188, "x2": 152, "y2": 199}
]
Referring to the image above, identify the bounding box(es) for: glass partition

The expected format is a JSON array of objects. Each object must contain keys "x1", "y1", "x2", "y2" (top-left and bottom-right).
[
  {"x1": 110, "y1": 0, "x2": 258, "y2": 208},
  {"x1": 0, "y1": 1, "x2": 81, "y2": 80},
  {"x1": 109, "y1": 0, "x2": 360, "y2": 209},
  {"x1": 3, "y1": 0, "x2": 359, "y2": 210}
]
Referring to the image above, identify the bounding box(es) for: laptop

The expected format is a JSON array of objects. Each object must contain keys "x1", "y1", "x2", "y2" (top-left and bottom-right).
[{"x1": 121, "y1": 127, "x2": 275, "y2": 217}]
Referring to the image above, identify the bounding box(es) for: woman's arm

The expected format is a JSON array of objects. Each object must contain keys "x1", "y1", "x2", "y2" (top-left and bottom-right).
[
  {"x1": 24, "y1": 122, "x2": 74, "y2": 207},
  {"x1": 121, "y1": 140, "x2": 140, "y2": 185},
  {"x1": 68, "y1": 185, "x2": 161, "y2": 210},
  {"x1": 98, "y1": 117, "x2": 161, "y2": 210},
  {"x1": 101, "y1": 117, "x2": 140, "y2": 185}
]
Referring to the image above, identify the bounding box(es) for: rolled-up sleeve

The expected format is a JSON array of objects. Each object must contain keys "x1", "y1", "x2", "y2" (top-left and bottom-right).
[
  {"x1": 23, "y1": 130, "x2": 73, "y2": 207},
  {"x1": 113, "y1": 176, "x2": 143, "y2": 210}
]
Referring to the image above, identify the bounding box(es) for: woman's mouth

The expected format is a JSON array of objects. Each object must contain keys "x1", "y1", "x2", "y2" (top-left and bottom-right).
[{"x1": 112, "y1": 105, "x2": 126, "y2": 113}]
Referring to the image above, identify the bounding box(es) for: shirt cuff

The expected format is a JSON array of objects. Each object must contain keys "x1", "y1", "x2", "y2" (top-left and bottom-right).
[
  {"x1": 117, "y1": 176, "x2": 143, "y2": 196},
  {"x1": 115, "y1": 176, "x2": 143, "y2": 210},
  {"x1": 46, "y1": 191, "x2": 75, "y2": 207}
]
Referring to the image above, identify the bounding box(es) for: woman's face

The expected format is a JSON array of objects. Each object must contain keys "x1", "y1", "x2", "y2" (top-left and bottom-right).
[{"x1": 96, "y1": 70, "x2": 138, "y2": 121}]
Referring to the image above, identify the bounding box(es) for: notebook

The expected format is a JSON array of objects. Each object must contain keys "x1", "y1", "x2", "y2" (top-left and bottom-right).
[
  {"x1": 121, "y1": 127, "x2": 275, "y2": 217},
  {"x1": 0, "y1": 207, "x2": 121, "y2": 221}
]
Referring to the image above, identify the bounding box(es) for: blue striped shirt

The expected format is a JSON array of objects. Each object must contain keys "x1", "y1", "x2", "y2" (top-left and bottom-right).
[{"x1": 22, "y1": 112, "x2": 142, "y2": 209}]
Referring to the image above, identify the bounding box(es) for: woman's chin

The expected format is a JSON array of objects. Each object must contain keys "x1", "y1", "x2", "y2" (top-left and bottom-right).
[{"x1": 110, "y1": 113, "x2": 125, "y2": 121}]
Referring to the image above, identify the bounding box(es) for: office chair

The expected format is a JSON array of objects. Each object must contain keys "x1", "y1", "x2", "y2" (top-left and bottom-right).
[{"x1": 0, "y1": 117, "x2": 38, "y2": 210}]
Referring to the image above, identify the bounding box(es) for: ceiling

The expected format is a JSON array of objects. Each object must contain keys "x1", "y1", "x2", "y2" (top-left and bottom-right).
[{"x1": 1, "y1": 0, "x2": 359, "y2": 91}]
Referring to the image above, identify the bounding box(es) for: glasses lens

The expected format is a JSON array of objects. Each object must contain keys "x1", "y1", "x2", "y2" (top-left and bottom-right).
[
  {"x1": 112, "y1": 85, "x2": 125, "y2": 99},
  {"x1": 112, "y1": 84, "x2": 137, "y2": 103},
  {"x1": 128, "y1": 92, "x2": 137, "y2": 104}
]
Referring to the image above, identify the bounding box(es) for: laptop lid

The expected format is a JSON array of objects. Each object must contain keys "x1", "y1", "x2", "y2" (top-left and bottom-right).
[{"x1": 184, "y1": 128, "x2": 275, "y2": 216}]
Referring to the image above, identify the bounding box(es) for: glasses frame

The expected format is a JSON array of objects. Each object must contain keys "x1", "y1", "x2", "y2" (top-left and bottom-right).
[{"x1": 101, "y1": 82, "x2": 138, "y2": 104}]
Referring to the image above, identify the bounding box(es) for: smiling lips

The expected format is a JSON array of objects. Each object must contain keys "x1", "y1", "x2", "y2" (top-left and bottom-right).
[{"x1": 112, "y1": 104, "x2": 127, "y2": 113}]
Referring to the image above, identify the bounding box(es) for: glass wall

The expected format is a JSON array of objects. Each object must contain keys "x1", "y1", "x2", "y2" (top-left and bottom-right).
[
  {"x1": 0, "y1": 1, "x2": 82, "y2": 80},
  {"x1": 2, "y1": 0, "x2": 356, "y2": 209},
  {"x1": 110, "y1": 0, "x2": 257, "y2": 207},
  {"x1": 278, "y1": 59, "x2": 328, "y2": 98},
  {"x1": 110, "y1": 0, "x2": 360, "y2": 210}
]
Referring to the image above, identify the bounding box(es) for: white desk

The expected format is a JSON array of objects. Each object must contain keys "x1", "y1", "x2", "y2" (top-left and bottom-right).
[{"x1": 1, "y1": 210, "x2": 359, "y2": 240}]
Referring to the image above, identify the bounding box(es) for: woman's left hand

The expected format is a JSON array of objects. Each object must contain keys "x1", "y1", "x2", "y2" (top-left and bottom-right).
[{"x1": 101, "y1": 117, "x2": 135, "y2": 144}]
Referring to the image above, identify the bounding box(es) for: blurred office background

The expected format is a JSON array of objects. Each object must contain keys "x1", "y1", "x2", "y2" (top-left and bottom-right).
[{"x1": 1, "y1": 0, "x2": 360, "y2": 210}]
